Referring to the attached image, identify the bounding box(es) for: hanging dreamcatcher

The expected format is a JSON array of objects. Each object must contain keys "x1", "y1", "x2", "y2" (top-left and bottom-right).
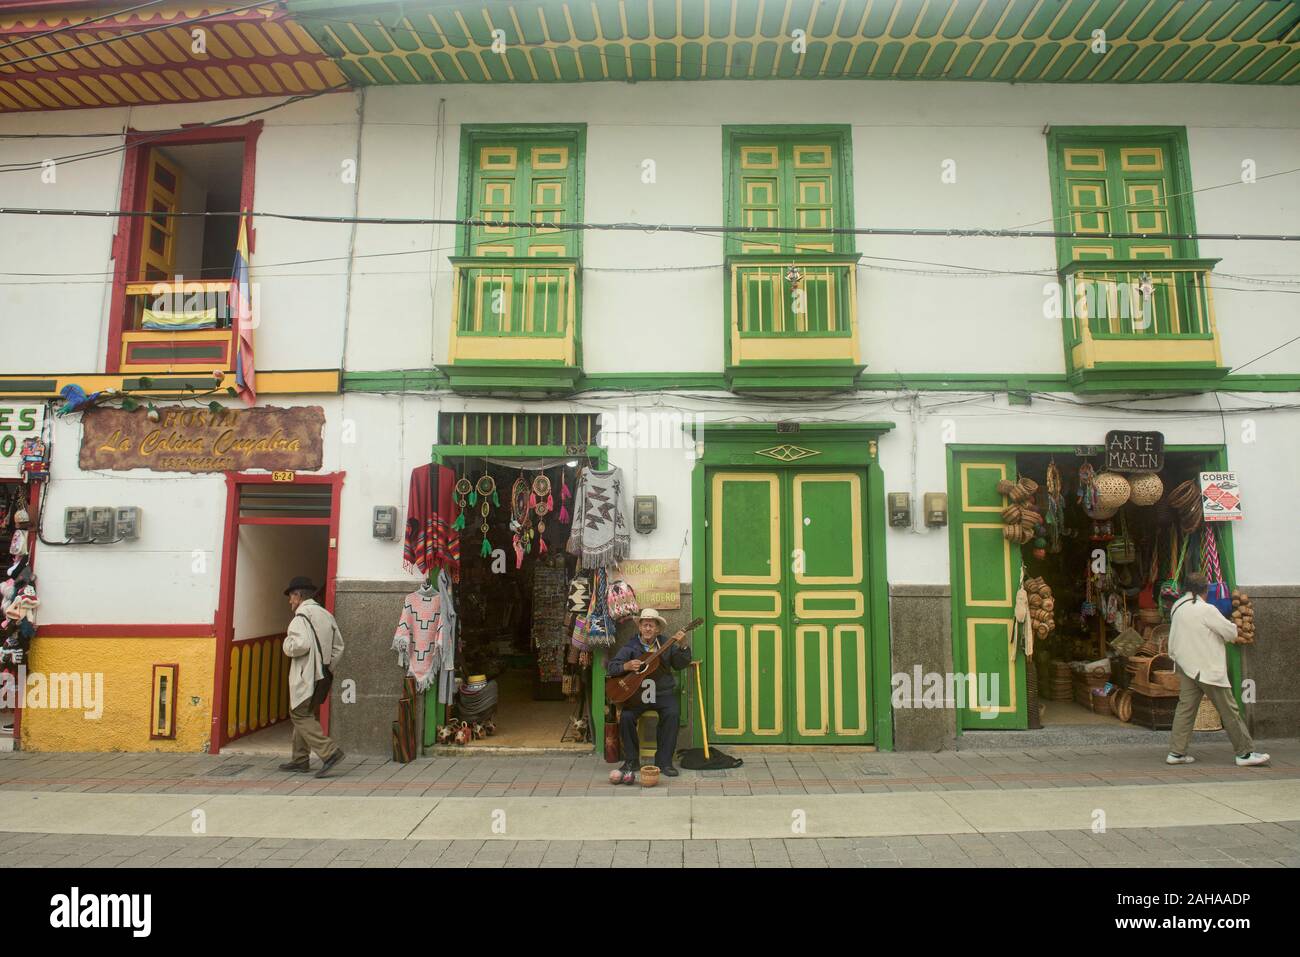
[
  {"x1": 509, "y1": 473, "x2": 534, "y2": 568},
  {"x1": 451, "y1": 474, "x2": 473, "y2": 532},
  {"x1": 531, "y1": 471, "x2": 554, "y2": 553},
  {"x1": 470, "y1": 473, "x2": 499, "y2": 558},
  {"x1": 1044, "y1": 459, "x2": 1066, "y2": 554},
  {"x1": 1076, "y1": 462, "x2": 1098, "y2": 514}
]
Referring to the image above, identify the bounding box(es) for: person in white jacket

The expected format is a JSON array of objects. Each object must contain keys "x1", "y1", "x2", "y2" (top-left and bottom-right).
[
  {"x1": 280, "y1": 576, "x2": 346, "y2": 777},
  {"x1": 1166, "y1": 572, "x2": 1269, "y2": 767}
]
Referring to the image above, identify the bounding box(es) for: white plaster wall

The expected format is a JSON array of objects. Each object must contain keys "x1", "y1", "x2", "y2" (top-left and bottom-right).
[
  {"x1": 329, "y1": 390, "x2": 1300, "y2": 592},
  {"x1": 233, "y1": 523, "x2": 328, "y2": 640},
  {"x1": 35, "y1": 393, "x2": 346, "y2": 625},
  {"x1": 336, "y1": 80, "x2": 1298, "y2": 377},
  {"x1": 0, "y1": 93, "x2": 359, "y2": 374}
]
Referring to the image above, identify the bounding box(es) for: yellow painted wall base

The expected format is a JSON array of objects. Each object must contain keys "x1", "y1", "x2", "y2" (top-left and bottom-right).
[{"x1": 19, "y1": 637, "x2": 214, "y2": 753}]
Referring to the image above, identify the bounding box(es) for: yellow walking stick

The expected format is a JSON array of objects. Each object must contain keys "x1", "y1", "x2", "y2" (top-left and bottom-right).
[{"x1": 690, "y1": 660, "x2": 709, "y2": 760}]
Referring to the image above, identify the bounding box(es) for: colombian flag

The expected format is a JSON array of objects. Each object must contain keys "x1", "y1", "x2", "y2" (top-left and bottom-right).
[{"x1": 230, "y1": 213, "x2": 256, "y2": 406}]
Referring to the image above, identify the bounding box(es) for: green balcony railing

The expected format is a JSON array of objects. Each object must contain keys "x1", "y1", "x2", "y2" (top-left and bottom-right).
[
  {"x1": 1060, "y1": 258, "x2": 1222, "y2": 346},
  {"x1": 450, "y1": 256, "x2": 578, "y2": 338},
  {"x1": 728, "y1": 253, "x2": 858, "y2": 338}
]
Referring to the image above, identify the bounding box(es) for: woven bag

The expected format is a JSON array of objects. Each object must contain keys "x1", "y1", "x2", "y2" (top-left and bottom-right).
[{"x1": 1194, "y1": 697, "x2": 1223, "y2": 732}]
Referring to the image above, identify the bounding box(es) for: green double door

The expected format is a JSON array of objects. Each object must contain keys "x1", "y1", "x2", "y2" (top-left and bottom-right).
[
  {"x1": 950, "y1": 453, "x2": 1027, "y2": 730},
  {"x1": 706, "y1": 468, "x2": 872, "y2": 744}
]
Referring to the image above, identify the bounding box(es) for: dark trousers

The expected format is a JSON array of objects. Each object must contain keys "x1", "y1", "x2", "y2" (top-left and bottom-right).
[{"x1": 619, "y1": 693, "x2": 680, "y2": 770}]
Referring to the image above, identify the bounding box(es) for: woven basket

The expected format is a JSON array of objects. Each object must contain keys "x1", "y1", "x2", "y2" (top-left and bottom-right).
[
  {"x1": 1114, "y1": 688, "x2": 1133, "y2": 722},
  {"x1": 1137, "y1": 607, "x2": 1163, "y2": 627},
  {"x1": 1167, "y1": 480, "x2": 1199, "y2": 510},
  {"x1": 1129, "y1": 472, "x2": 1164, "y2": 506},
  {"x1": 1094, "y1": 472, "x2": 1132, "y2": 510},
  {"x1": 1194, "y1": 697, "x2": 1223, "y2": 732},
  {"x1": 1017, "y1": 477, "x2": 1039, "y2": 496},
  {"x1": 1148, "y1": 653, "x2": 1179, "y2": 692}
]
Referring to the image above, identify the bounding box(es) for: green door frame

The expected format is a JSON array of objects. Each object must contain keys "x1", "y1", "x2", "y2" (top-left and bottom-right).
[
  {"x1": 690, "y1": 422, "x2": 896, "y2": 750},
  {"x1": 945, "y1": 442, "x2": 1241, "y2": 736},
  {"x1": 428, "y1": 442, "x2": 608, "y2": 751}
]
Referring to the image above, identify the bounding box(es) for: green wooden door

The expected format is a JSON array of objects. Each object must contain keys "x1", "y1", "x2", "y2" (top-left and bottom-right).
[
  {"x1": 950, "y1": 454, "x2": 1026, "y2": 730},
  {"x1": 706, "y1": 468, "x2": 871, "y2": 744}
]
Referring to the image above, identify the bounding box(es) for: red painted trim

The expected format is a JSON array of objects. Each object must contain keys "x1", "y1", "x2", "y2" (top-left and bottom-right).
[
  {"x1": 237, "y1": 516, "x2": 330, "y2": 526},
  {"x1": 320, "y1": 471, "x2": 344, "y2": 734},
  {"x1": 35, "y1": 624, "x2": 216, "y2": 638},
  {"x1": 211, "y1": 470, "x2": 345, "y2": 750},
  {"x1": 230, "y1": 471, "x2": 339, "y2": 484},
  {"x1": 106, "y1": 120, "x2": 263, "y2": 375},
  {"x1": 210, "y1": 471, "x2": 240, "y2": 753}
]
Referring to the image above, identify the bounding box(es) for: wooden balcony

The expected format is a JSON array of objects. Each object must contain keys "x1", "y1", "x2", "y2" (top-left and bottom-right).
[
  {"x1": 725, "y1": 253, "x2": 864, "y2": 392},
  {"x1": 119, "y1": 280, "x2": 234, "y2": 374},
  {"x1": 440, "y1": 257, "x2": 581, "y2": 395},
  {"x1": 1060, "y1": 259, "x2": 1227, "y2": 392}
]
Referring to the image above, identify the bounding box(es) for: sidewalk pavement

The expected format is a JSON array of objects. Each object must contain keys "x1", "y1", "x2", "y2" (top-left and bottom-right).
[{"x1": 2, "y1": 738, "x2": 1297, "y2": 799}]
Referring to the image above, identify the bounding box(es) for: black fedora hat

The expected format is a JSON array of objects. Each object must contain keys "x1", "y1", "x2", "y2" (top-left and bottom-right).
[{"x1": 283, "y1": 576, "x2": 319, "y2": 596}]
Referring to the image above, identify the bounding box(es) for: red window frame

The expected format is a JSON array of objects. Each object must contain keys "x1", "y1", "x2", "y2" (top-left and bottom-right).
[{"x1": 106, "y1": 120, "x2": 261, "y2": 374}]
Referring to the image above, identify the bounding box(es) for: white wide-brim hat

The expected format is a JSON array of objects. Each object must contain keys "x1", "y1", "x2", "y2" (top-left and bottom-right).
[{"x1": 638, "y1": 608, "x2": 668, "y2": 628}]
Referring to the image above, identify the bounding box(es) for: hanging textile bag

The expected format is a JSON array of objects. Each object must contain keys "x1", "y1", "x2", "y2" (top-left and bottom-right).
[
  {"x1": 1159, "y1": 531, "x2": 1193, "y2": 617},
  {"x1": 1137, "y1": 540, "x2": 1159, "y2": 610},
  {"x1": 1201, "y1": 525, "x2": 1233, "y2": 619},
  {"x1": 606, "y1": 578, "x2": 640, "y2": 622},
  {"x1": 1107, "y1": 510, "x2": 1137, "y2": 565},
  {"x1": 584, "y1": 568, "x2": 617, "y2": 647}
]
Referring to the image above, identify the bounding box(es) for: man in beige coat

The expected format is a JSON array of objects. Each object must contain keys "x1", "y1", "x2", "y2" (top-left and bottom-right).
[
  {"x1": 1166, "y1": 572, "x2": 1269, "y2": 768},
  {"x1": 280, "y1": 577, "x2": 346, "y2": 777}
]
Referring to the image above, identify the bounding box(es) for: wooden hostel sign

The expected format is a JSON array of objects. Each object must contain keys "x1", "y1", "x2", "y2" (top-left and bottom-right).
[
  {"x1": 618, "y1": 559, "x2": 681, "y2": 610},
  {"x1": 80, "y1": 405, "x2": 325, "y2": 473}
]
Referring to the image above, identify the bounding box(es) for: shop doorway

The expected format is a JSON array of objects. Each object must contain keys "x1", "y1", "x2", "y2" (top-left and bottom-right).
[
  {"x1": 431, "y1": 456, "x2": 599, "y2": 751},
  {"x1": 704, "y1": 467, "x2": 874, "y2": 744},
  {"x1": 0, "y1": 480, "x2": 38, "y2": 751},
  {"x1": 211, "y1": 473, "x2": 342, "y2": 754},
  {"x1": 948, "y1": 445, "x2": 1238, "y2": 734}
]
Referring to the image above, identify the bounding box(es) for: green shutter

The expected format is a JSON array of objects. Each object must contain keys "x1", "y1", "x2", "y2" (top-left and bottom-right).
[{"x1": 468, "y1": 136, "x2": 578, "y2": 258}]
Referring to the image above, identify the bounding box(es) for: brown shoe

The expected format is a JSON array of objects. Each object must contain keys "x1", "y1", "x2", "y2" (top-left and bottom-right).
[
  {"x1": 316, "y1": 749, "x2": 345, "y2": 778},
  {"x1": 278, "y1": 760, "x2": 311, "y2": 773}
]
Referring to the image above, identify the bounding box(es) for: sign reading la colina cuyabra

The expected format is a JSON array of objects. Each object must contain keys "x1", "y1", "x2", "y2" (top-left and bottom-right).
[
  {"x1": 1104, "y1": 430, "x2": 1165, "y2": 472},
  {"x1": 80, "y1": 405, "x2": 325, "y2": 473}
]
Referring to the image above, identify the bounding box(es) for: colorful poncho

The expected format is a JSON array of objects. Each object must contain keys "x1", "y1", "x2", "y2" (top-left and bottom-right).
[
  {"x1": 392, "y1": 584, "x2": 446, "y2": 692},
  {"x1": 565, "y1": 466, "x2": 630, "y2": 570},
  {"x1": 403, "y1": 464, "x2": 460, "y2": 579}
]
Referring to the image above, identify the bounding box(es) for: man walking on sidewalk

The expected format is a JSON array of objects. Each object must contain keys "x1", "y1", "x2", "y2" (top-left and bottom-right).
[
  {"x1": 1165, "y1": 572, "x2": 1269, "y2": 768},
  {"x1": 280, "y1": 577, "x2": 346, "y2": 778}
]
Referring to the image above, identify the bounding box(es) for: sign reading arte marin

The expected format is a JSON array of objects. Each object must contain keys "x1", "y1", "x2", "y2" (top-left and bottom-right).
[
  {"x1": 1104, "y1": 430, "x2": 1165, "y2": 472},
  {"x1": 80, "y1": 405, "x2": 325, "y2": 473},
  {"x1": 0, "y1": 402, "x2": 44, "y2": 480}
]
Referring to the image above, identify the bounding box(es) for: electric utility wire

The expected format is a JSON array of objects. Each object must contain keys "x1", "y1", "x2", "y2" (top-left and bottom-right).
[
  {"x1": 0, "y1": 86, "x2": 347, "y2": 171},
  {"x1": 0, "y1": 0, "x2": 276, "y2": 72},
  {"x1": 0, "y1": 205, "x2": 1294, "y2": 242},
  {"x1": 0, "y1": 0, "x2": 169, "y2": 54}
]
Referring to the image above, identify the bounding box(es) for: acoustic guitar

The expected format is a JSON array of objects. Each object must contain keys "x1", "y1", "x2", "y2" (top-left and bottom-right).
[{"x1": 605, "y1": 617, "x2": 704, "y2": 706}]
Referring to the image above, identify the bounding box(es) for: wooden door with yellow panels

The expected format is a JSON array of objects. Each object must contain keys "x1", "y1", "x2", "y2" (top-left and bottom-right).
[
  {"x1": 950, "y1": 454, "x2": 1026, "y2": 730},
  {"x1": 468, "y1": 139, "x2": 577, "y2": 259},
  {"x1": 139, "y1": 150, "x2": 182, "y2": 282},
  {"x1": 1058, "y1": 141, "x2": 1192, "y2": 336},
  {"x1": 730, "y1": 138, "x2": 842, "y2": 255},
  {"x1": 706, "y1": 468, "x2": 872, "y2": 744}
]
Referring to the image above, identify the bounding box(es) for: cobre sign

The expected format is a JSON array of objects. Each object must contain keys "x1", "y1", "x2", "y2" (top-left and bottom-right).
[
  {"x1": 80, "y1": 405, "x2": 325, "y2": 473},
  {"x1": 1104, "y1": 430, "x2": 1165, "y2": 472},
  {"x1": 0, "y1": 402, "x2": 44, "y2": 480}
]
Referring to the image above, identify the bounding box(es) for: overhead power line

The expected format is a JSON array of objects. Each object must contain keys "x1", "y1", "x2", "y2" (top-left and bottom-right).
[
  {"x1": 0, "y1": 0, "x2": 275, "y2": 72},
  {"x1": 0, "y1": 207, "x2": 1294, "y2": 242},
  {"x1": 0, "y1": 0, "x2": 169, "y2": 55}
]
